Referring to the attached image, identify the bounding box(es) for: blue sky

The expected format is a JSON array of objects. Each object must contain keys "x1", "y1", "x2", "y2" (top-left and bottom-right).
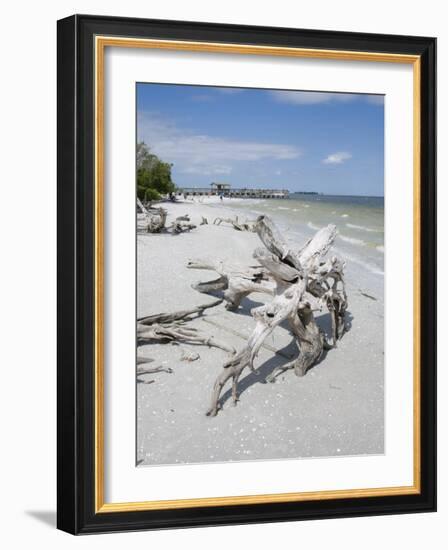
[{"x1": 137, "y1": 83, "x2": 384, "y2": 196}]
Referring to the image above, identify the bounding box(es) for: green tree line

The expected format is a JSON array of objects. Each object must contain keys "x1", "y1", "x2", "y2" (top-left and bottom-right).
[{"x1": 137, "y1": 141, "x2": 176, "y2": 201}]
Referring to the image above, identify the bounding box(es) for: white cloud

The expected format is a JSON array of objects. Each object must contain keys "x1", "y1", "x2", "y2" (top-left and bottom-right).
[
  {"x1": 137, "y1": 112, "x2": 301, "y2": 176},
  {"x1": 190, "y1": 88, "x2": 243, "y2": 103},
  {"x1": 322, "y1": 152, "x2": 352, "y2": 165},
  {"x1": 270, "y1": 90, "x2": 357, "y2": 105},
  {"x1": 182, "y1": 164, "x2": 233, "y2": 176},
  {"x1": 270, "y1": 90, "x2": 385, "y2": 107}
]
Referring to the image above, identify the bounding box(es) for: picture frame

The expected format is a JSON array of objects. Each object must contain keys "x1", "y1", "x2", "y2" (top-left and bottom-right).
[{"x1": 57, "y1": 14, "x2": 436, "y2": 534}]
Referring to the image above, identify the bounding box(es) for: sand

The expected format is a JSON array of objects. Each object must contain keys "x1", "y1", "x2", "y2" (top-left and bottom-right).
[{"x1": 137, "y1": 197, "x2": 384, "y2": 466}]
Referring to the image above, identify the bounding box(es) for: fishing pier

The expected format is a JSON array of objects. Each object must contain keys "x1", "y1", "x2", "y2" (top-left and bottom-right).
[{"x1": 178, "y1": 182, "x2": 289, "y2": 199}]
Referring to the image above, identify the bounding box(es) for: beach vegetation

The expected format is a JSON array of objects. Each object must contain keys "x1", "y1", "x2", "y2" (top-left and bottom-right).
[
  {"x1": 143, "y1": 187, "x2": 162, "y2": 202},
  {"x1": 137, "y1": 141, "x2": 175, "y2": 199}
]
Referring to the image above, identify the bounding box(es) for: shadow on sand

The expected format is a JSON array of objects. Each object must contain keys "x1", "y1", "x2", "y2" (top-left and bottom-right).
[{"x1": 216, "y1": 309, "x2": 354, "y2": 411}]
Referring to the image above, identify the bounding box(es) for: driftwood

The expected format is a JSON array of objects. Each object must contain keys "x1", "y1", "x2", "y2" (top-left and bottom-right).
[
  {"x1": 136, "y1": 299, "x2": 235, "y2": 384},
  {"x1": 206, "y1": 215, "x2": 348, "y2": 416},
  {"x1": 202, "y1": 317, "x2": 295, "y2": 360},
  {"x1": 137, "y1": 299, "x2": 235, "y2": 354},
  {"x1": 137, "y1": 199, "x2": 196, "y2": 234},
  {"x1": 137, "y1": 355, "x2": 155, "y2": 365},
  {"x1": 137, "y1": 365, "x2": 174, "y2": 384},
  {"x1": 187, "y1": 258, "x2": 275, "y2": 311},
  {"x1": 170, "y1": 214, "x2": 196, "y2": 234},
  {"x1": 148, "y1": 208, "x2": 167, "y2": 232},
  {"x1": 213, "y1": 216, "x2": 255, "y2": 232},
  {"x1": 137, "y1": 197, "x2": 167, "y2": 233},
  {"x1": 138, "y1": 298, "x2": 222, "y2": 325},
  {"x1": 136, "y1": 355, "x2": 173, "y2": 383},
  {"x1": 137, "y1": 197, "x2": 149, "y2": 214},
  {"x1": 137, "y1": 365, "x2": 173, "y2": 375}
]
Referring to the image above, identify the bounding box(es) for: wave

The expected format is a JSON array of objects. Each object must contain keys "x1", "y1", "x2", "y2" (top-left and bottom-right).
[
  {"x1": 277, "y1": 206, "x2": 290, "y2": 210},
  {"x1": 338, "y1": 235, "x2": 366, "y2": 246},
  {"x1": 307, "y1": 222, "x2": 321, "y2": 231},
  {"x1": 334, "y1": 248, "x2": 384, "y2": 277},
  {"x1": 376, "y1": 245, "x2": 384, "y2": 253},
  {"x1": 341, "y1": 214, "x2": 349, "y2": 218},
  {"x1": 347, "y1": 256, "x2": 384, "y2": 276},
  {"x1": 346, "y1": 223, "x2": 380, "y2": 233}
]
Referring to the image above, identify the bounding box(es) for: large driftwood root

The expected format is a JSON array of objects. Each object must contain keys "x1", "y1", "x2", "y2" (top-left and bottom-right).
[
  {"x1": 187, "y1": 258, "x2": 275, "y2": 311},
  {"x1": 206, "y1": 215, "x2": 348, "y2": 416}
]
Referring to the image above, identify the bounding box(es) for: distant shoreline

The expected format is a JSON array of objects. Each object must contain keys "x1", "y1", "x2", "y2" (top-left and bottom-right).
[{"x1": 168, "y1": 194, "x2": 384, "y2": 200}]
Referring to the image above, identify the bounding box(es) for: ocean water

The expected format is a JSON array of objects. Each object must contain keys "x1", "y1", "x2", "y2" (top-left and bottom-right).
[{"x1": 224, "y1": 194, "x2": 384, "y2": 277}]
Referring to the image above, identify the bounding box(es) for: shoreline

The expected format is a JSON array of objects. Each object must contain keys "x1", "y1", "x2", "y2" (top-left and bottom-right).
[{"x1": 137, "y1": 198, "x2": 384, "y2": 466}]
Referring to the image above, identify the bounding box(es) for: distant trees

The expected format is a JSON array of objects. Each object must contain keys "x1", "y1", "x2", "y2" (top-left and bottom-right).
[{"x1": 137, "y1": 141, "x2": 176, "y2": 201}]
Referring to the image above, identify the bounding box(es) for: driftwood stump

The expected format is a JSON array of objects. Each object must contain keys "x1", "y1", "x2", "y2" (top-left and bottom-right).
[{"x1": 206, "y1": 215, "x2": 348, "y2": 416}]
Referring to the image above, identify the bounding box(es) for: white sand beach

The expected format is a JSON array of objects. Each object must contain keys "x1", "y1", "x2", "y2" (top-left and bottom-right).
[{"x1": 137, "y1": 197, "x2": 384, "y2": 466}]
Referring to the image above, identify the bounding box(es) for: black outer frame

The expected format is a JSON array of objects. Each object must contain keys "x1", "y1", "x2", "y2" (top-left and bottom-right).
[{"x1": 57, "y1": 14, "x2": 436, "y2": 535}]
